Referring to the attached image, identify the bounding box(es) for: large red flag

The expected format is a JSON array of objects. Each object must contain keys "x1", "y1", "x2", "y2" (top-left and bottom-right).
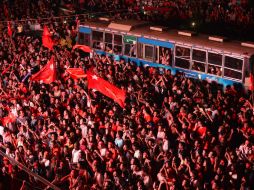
[
  {"x1": 72, "y1": 45, "x2": 92, "y2": 53},
  {"x1": 66, "y1": 68, "x2": 86, "y2": 79},
  {"x1": 2, "y1": 112, "x2": 16, "y2": 126},
  {"x1": 30, "y1": 57, "x2": 56, "y2": 84},
  {"x1": 7, "y1": 22, "x2": 12, "y2": 37},
  {"x1": 42, "y1": 26, "x2": 54, "y2": 50},
  {"x1": 87, "y1": 71, "x2": 126, "y2": 108}
]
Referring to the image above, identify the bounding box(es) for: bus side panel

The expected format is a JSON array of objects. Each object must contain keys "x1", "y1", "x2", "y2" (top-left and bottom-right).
[
  {"x1": 79, "y1": 27, "x2": 92, "y2": 34},
  {"x1": 137, "y1": 37, "x2": 174, "y2": 49}
]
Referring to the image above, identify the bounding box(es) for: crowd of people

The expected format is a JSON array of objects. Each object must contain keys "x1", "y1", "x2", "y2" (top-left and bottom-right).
[
  {"x1": 1, "y1": 0, "x2": 254, "y2": 28},
  {"x1": 0, "y1": 15, "x2": 254, "y2": 190},
  {"x1": 131, "y1": 0, "x2": 254, "y2": 25},
  {"x1": 78, "y1": 0, "x2": 254, "y2": 26},
  {"x1": 0, "y1": 1, "x2": 253, "y2": 190},
  {"x1": 0, "y1": 0, "x2": 254, "y2": 44}
]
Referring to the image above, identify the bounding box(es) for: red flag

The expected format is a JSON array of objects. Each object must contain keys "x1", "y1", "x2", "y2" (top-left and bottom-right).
[
  {"x1": 42, "y1": 26, "x2": 54, "y2": 50},
  {"x1": 42, "y1": 36, "x2": 54, "y2": 50},
  {"x1": 87, "y1": 71, "x2": 126, "y2": 108},
  {"x1": 30, "y1": 57, "x2": 57, "y2": 84},
  {"x1": 66, "y1": 68, "x2": 86, "y2": 79},
  {"x1": 72, "y1": 45, "x2": 92, "y2": 53},
  {"x1": 2, "y1": 113, "x2": 16, "y2": 126},
  {"x1": 2, "y1": 59, "x2": 15, "y2": 75},
  {"x1": 7, "y1": 22, "x2": 12, "y2": 37},
  {"x1": 43, "y1": 25, "x2": 51, "y2": 36}
]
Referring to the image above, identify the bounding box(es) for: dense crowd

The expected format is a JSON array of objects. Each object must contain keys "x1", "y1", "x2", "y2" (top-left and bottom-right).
[
  {"x1": 133, "y1": 0, "x2": 254, "y2": 25},
  {"x1": 81, "y1": 0, "x2": 254, "y2": 26},
  {"x1": 0, "y1": 0, "x2": 254, "y2": 43},
  {"x1": 0, "y1": 1, "x2": 253, "y2": 190},
  {"x1": 1, "y1": 0, "x2": 254, "y2": 27},
  {"x1": 0, "y1": 17, "x2": 254, "y2": 190}
]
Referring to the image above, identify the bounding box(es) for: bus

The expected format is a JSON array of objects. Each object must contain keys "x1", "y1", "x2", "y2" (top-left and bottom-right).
[{"x1": 78, "y1": 18, "x2": 254, "y2": 88}]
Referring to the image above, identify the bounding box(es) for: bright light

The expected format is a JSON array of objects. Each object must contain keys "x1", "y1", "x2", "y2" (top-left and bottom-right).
[{"x1": 191, "y1": 22, "x2": 196, "y2": 27}]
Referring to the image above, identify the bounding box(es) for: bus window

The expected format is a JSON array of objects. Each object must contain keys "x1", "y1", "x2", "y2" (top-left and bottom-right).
[
  {"x1": 175, "y1": 46, "x2": 191, "y2": 59},
  {"x1": 159, "y1": 47, "x2": 171, "y2": 66},
  {"x1": 124, "y1": 35, "x2": 137, "y2": 57},
  {"x1": 92, "y1": 31, "x2": 103, "y2": 50},
  {"x1": 224, "y1": 68, "x2": 242, "y2": 80},
  {"x1": 105, "y1": 33, "x2": 113, "y2": 53},
  {"x1": 191, "y1": 61, "x2": 206, "y2": 72},
  {"x1": 124, "y1": 44, "x2": 131, "y2": 55},
  {"x1": 193, "y1": 49, "x2": 206, "y2": 62},
  {"x1": 144, "y1": 45, "x2": 154, "y2": 61},
  {"x1": 175, "y1": 57, "x2": 190, "y2": 69},
  {"x1": 224, "y1": 56, "x2": 243, "y2": 71},
  {"x1": 208, "y1": 52, "x2": 222, "y2": 66},
  {"x1": 124, "y1": 43, "x2": 137, "y2": 57},
  {"x1": 208, "y1": 65, "x2": 222, "y2": 76},
  {"x1": 113, "y1": 34, "x2": 123, "y2": 54}
]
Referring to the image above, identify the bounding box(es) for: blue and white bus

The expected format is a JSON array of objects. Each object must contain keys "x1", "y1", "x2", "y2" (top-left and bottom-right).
[{"x1": 78, "y1": 18, "x2": 254, "y2": 88}]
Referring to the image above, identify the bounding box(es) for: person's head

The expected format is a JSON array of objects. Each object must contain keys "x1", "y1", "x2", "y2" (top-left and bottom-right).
[
  {"x1": 143, "y1": 151, "x2": 149, "y2": 159},
  {"x1": 108, "y1": 142, "x2": 113, "y2": 149},
  {"x1": 178, "y1": 142, "x2": 184, "y2": 150},
  {"x1": 74, "y1": 143, "x2": 79, "y2": 150},
  {"x1": 244, "y1": 140, "x2": 250, "y2": 147},
  {"x1": 70, "y1": 169, "x2": 77, "y2": 178},
  {"x1": 131, "y1": 136, "x2": 136, "y2": 144},
  {"x1": 98, "y1": 141, "x2": 104, "y2": 149},
  {"x1": 123, "y1": 144, "x2": 128, "y2": 151}
]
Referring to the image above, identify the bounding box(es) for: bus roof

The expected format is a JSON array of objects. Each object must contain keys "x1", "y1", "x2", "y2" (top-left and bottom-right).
[{"x1": 80, "y1": 20, "x2": 254, "y2": 57}]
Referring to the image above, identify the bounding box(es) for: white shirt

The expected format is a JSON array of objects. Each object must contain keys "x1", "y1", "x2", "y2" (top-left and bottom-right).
[
  {"x1": 80, "y1": 125, "x2": 88, "y2": 138},
  {"x1": 11, "y1": 107, "x2": 18, "y2": 117},
  {"x1": 134, "y1": 150, "x2": 142, "y2": 160},
  {"x1": 100, "y1": 148, "x2": 107, "y2": 157},
  {"x1": 157, "y1": 131, "x2": 165, "y2": 139},
  {"x1": 42, "y1": 159, "x2": 50, "y2": 167},
  {"x1": 72, "y1": 149, "x2": 81, "y2": 163},
  {"x1": 163, "y1": 139, "x2": 169, "y2": 152}
]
